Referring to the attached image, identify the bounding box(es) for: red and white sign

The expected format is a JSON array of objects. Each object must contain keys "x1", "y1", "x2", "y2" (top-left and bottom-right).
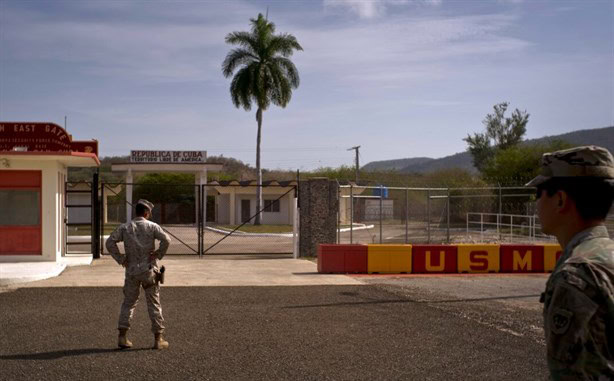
[{"x1": 0, "y1": 122, "x2": 98, "y2": 155}]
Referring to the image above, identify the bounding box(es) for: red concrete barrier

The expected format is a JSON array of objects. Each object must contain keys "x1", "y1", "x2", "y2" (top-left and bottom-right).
[
  {"x1": 318, "y1": 244, "x2": 367, "y2": 273},
  {"x1": 344, "y1": 245, "x2": 368, "y2": 273},
  {"x1": 500, "y1": 245, "x2": 545, "y2": 273},
  {"x1": 457, "y1": 244, "x2": 500, "y2": 273},
  {"x1": 318, "y1": 244, "x2": 344, "y2": 273},
  {"x1": 412, "y1": 245, "x2": 457, "y2": 273}
]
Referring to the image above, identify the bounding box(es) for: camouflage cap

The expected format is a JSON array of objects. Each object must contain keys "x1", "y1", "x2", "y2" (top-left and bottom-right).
[
  {"x1": 136, "y1": 199, "x2": 154, "y2": 211},
  {"x1": 526, "y1": 145, "x2": 614, "y2": 187}
]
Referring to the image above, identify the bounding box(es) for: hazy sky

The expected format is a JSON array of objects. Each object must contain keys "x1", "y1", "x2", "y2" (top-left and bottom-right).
[{"x1": 1, "y1": 0, "x2": 613, "y2": 170}]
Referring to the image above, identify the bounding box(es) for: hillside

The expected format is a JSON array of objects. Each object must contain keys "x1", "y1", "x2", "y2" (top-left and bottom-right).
[
  {"x1": 362, "y1": 157, "x2": 433, "y2": 171},
  {"x1": 363, "y1": 125, "x2": 614, "y2": 173}
]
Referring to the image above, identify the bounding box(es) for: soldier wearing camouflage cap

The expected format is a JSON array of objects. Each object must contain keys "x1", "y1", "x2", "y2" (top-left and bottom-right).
[
  {"x1": 527, "y1": 145, "x2": 614, "y2": 379},
  {"x1": 106, "y1": 199, "x2": 171, "y2": 350}
]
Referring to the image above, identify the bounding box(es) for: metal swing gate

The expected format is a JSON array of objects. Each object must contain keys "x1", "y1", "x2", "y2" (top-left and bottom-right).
[
  {"x1": 100, "y1": 182, "x2": 202, "y2": 256},
  {"x1": 65, "y1": 172, "x2": 100, "y2": 256},
  {"x1": 96, "y1": 182, "x2": 297, "y2": 257},
  {"x1": 201, "y1": 183, "x2": 297, "y2": 255}
]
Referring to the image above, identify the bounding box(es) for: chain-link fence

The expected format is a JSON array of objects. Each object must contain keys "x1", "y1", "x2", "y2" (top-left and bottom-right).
[
  {"x1": 98, "y1": 182, "x2": 297, "y2": 256},
  {"x1": 338, "y1": 184, "x2": 563, "y2": 245},
  {"x1": 202, "y1": 183, "x2": 297, "y2": 255},
  {"x1": 101, "y1": 183, "x2": 201, "y2": 255}
]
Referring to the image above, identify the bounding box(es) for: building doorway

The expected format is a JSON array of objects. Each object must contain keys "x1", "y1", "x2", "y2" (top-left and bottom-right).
[{"x1": 241, "y1": 199, "x2": 251, "y2": 223}]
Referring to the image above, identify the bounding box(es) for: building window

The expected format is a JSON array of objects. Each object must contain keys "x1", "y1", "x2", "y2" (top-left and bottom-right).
[
  {"x1": 0, "y1": 190, "x2": 40, "y2": 225},
  {"x1": 263, "y1": 199, "x2": 280, "y2": 213},
  {"x1": 0, "y1": 170, "x2": 42, "y2": 255}
]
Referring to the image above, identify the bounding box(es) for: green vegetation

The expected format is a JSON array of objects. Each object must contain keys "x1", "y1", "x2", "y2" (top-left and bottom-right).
[
  {"x1": 482, "y1": 140, "x2": 573, "y2": 186},
  {"x1": 464, "y1": 102, "x2": 530, "y2": 173},
  {"x1": 222, "y1": 13, "x2": 303, "y2": 224},
  {"x1": 134, "y1": 173, "x2": 196, "y2": 204}
]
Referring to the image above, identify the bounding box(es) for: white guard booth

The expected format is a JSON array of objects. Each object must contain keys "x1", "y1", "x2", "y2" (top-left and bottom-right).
[{"x1": 0, "y1": 122, "x2": 99, "y2": 263}]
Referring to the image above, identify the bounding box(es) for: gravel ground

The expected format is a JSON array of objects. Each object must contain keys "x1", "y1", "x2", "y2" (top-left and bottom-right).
[
  {"x1": 0, "y1": 282, "x2": 548, "y2": 380},
  {"x1": 361, "y1": 274, "x2": 548, "y2": 346}
]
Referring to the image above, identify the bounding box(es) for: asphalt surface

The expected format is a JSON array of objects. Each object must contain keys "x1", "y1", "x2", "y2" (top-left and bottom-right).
[{"x1": 0, "y1": 281, "x2": 548, "y2": 380}]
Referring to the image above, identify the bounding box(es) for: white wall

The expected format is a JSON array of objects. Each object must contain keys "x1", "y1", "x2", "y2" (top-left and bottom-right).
[
  {"x1": 216, "y1": 194, "x2": 230, "y2": 224},
  {"x1": 233, "y1": 193, "x2": 293, "y2": 225}
]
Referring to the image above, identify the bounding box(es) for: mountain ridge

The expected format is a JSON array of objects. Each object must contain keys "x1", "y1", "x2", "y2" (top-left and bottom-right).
[{"x1": 362, "y1": 125, "x2": 614, "y2": 173}]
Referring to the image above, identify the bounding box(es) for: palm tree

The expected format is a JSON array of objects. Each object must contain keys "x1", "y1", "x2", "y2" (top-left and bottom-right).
[{"x1": 222, "y1": 13, "x2": 302, "y2": 225}]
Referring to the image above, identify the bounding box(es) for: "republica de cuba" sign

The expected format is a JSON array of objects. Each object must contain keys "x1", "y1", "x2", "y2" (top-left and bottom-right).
[{"x1": 130, "y1": 150, "x2": 207, "y2": 163}]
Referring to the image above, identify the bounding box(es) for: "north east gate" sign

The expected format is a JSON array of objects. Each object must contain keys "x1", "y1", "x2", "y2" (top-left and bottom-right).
[
  {"x1": 130, "y1": 150, "x2": 207, "y2": 163},
  {"x1": 0, "y1": 122, "x2": 98, "y2": 155}
]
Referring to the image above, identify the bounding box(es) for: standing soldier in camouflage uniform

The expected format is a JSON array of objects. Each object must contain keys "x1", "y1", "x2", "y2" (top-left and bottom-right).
[
  {"x1": 527, "y1": 146, "x2": 614, "y2": 379},
  {"x1": 106, "y1": 199, "x2": 171, "y2": 350}
]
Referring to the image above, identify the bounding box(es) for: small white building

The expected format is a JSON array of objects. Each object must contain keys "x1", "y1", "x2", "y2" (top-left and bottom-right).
[
  {"x1": 0, "y1": 122, "x2": 99, "y2": 262},
  {"x1": 211, "y1": 180, "x2": 297, "y2": 225}
]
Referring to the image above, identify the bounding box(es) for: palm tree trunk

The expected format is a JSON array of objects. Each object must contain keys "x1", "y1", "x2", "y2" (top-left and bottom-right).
[{"x1": 255, "y1": 108, "x2": 263, "y2": 225}]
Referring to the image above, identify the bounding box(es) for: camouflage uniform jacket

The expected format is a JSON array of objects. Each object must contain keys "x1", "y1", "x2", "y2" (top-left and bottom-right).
[
  {"x1": 106, "y1": 217, "x2": 171, "y2": 276},
  {"x1": 541, "y1": 225, "x2": 614, "y2": 380}
]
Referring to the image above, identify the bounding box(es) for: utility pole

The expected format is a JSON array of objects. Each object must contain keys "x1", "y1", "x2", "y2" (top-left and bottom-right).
[{"x1": 347, "y1": 145, "x2": 360, "y2": 183}]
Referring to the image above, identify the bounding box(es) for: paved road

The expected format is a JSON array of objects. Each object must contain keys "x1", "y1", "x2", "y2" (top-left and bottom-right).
[{"x1": 1, "y1": 279, "x2": 548, "y2": 380}]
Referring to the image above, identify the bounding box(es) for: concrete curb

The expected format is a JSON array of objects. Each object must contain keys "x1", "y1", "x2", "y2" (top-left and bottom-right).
[
  {"x1": 206, "y1": 224, "x2": 375, "y2": 237},
  {"x1": 338, "y1": 224, "x2": 375, "y2": 233},
  {"x1": 205, "y1": 226, "x2": 295, "y2": 238},
  {"x1": 0, "y1": 263, "x2": 67, "y2": 286}
]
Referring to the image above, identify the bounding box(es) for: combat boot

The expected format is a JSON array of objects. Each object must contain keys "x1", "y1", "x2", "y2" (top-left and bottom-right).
[
  {"x1": 153, "y1": 333, "x2": 169, "y2": 350},
  {"x1": 118, "y1": 328, "x2": 132, "y2": 349}
]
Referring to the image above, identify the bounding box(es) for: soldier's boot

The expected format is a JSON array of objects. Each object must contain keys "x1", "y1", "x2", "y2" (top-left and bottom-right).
[
  {"x1": 118, "y1": 329, "x2": 132, "y2": 349},
  {"x1": 153, "y1": 333, "x2": 169, "y2": 350}
]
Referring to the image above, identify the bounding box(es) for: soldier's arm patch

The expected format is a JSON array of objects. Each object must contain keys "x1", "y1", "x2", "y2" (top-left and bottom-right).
[{"x1": 550, "y1": 307, "x2": 573, "y2": 335}]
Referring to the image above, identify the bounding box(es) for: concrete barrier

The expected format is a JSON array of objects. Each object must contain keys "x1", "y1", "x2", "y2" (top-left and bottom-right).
[
  {"x1": 317, "y1": 244, "x2": 367, "y2": 274},
  {"x1": 367, "y1": 244, "x2": 412, "y2": 274},
  {"x1": 317, "y1": 243, "x2": 563, "y2": 274},
  {"x1": 457, "y1": 244, "x2": 500, "y2": 273},
  {"x1": 543, "y1": 244, "x2": 563, "y2": 272},
  {"x1": 412, "y1": 245, "x2": 457, "y2": 274},
  {"x1": 500, "y1": 245, "x2": 544, "y2": 273}
]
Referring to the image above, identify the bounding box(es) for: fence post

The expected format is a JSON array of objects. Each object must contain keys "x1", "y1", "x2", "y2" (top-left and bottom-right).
[
  {"x1": 293, "y1": 195, "x2": 299, "y2": 259},
  {"x1": 480, "y1": 213, "x2": 483, "y2": 242},
  {"x1": 498, "y1": 184, "x2": 502, "y2": 240},
  {"x1": 379, "y1": 185, "x2": 383, "y2": 244},
  {"x1": 350, "y1": 184, "x2": 354, "y2": 244},
  {"x1": 510, "y1": 215, "x2": 513, "y2": 242},
  {"x1": 199, "y1": 185, "x2": 203, "y2": 258},
  {"x1": 446, "y1": 188, "x2": 450, "y2": 244},
  {"x1": 100, "y1": 182, "x2": 105, "y2": 258},
  {"x1": 337, "y1": 184, "x2": 340, "y2": 244},
  {"x1": 405, "y1": 188, "x2": 409, "y2": 244},
  {"x1": 90, "y1": 174, "x2": 97, "y2": 259},
  {"x1": 427, "y1": 189, "x2": 431, "y2": 244}
]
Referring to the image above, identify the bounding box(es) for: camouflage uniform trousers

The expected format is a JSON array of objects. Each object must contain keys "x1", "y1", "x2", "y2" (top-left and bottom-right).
[{"x1": 118, "y1": 270, "x2": 165, "y2": 334}]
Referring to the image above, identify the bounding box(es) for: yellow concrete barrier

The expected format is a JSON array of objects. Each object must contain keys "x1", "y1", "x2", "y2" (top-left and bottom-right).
[
  {"x1": 367, "y1": 244, "x2": 412, "y2": 274},
  {"x1": 543, "y1": 244, "x2": 563, "y2": 272},
  {"x1": 457, "y1": 244, "x2": 500, "y2": 273}
]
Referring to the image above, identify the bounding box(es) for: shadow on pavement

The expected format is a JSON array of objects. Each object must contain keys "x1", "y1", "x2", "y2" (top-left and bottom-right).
[
  {"x1": 282, "y1": 294, "x2": 541, "y2": 309},
  {"x1": 0, "y1": 347, "x2": 151, "y2": 360}
]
